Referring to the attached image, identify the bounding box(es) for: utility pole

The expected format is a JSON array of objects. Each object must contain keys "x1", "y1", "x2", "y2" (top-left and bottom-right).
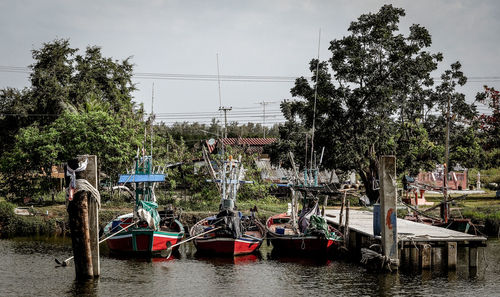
[
  {"x1": 258, "y1": 101, "x2": 273, "y2": 138},
  {"x1": 219, "y1": 106, "x2": 232, "y2": 139}
]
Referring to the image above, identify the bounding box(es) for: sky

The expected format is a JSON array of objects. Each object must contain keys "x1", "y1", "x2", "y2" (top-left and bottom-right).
[{"x1": 0, "y1": 0, "x2": 498, "y2": 126}]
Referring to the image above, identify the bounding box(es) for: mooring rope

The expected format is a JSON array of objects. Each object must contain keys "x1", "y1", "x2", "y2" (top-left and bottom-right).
[{"x1": 65, "y1": 179, "x2": 101, "y2": 209}]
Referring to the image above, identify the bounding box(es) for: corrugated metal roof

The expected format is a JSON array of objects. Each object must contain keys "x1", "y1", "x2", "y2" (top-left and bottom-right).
[{"x1": 206, "y1": 138, "x2": 276, "y2": 153}]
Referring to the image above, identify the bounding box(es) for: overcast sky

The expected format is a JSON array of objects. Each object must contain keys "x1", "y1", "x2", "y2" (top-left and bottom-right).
[{"x1": 1, "y1": 0, "x2": 498, "y2": 125}]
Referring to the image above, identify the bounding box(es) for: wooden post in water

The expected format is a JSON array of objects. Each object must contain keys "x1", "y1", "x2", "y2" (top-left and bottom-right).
[
  {"x1": 379, "y1": 155, "x2": 399, "y2": 269},
  {"x1": 447, "y1": 242, "x2": 457, "y2": 270},
  {"x1": 421, "y1": 244, "x2": 432, "y2": 270},
  {"x1": 410, "y1": 246, "x2": 420, "y2": 270},
  {"x1": 66, "y1": 155, "x2": 99, "y2": 279},
  {"x1": 469, "y1": 246, "x2": 478, "y2": 269},
  {"x1": 339, "y1": 190, "x2": 346, "y2": 228},
  {"x1": 344, "y1": 200, "x2": 350, "y2": 249}
]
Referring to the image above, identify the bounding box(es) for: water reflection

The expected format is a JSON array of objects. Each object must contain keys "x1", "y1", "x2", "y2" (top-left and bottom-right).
[
  {"x1": 68, "y1": 278, "x2": 99, "y2": 297},
  {"x1": 0, "y1": 238, "x2": 498, "y2": 296}
]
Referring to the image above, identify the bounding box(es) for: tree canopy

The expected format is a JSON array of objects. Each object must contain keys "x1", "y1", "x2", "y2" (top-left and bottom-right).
[
  {"x1": 0, "y1": 39, "x2": 142, "y2": 198},
  {"x1": 268, "y1": 5, "x2": 478, "y2": 202}
]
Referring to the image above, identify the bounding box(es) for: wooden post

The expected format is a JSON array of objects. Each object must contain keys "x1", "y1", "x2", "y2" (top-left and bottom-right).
[
  {"x1": 421, "y1": 244, "x2": 432, "y2": 270},
  {"x1": 339, "y1": 190, "x2": 345, "y2": 227},
  {"x1": 344, "y1": 200, "x2": 350, "y2": 249},
  {"x1": 447, "y1": 242, "x2": 457, "y2": 270},
  {"x1": 349, "y1": 230, "x2": 357, "y2": 251},
  {"x1": 469, "y1": 247, "x2": 478, "y2": 268},
  {"x1": 402, "y1": 247, "x2": 410, "y2": 269},
  {"x1": 410, "y1": 246, "x2": 420, "y2": 270},
  {"x1": 432, "y1": 246, "x2": 443, "y2": 270},
  {"x1": 66, "y1": 155, "x2": 99, "y2": 279},
  {"x1": 379, "y1": 156, "x2": 398, "y2": 269},
  {"x1": 82, "y1": 155, "x2": 99, "y2": 277}
]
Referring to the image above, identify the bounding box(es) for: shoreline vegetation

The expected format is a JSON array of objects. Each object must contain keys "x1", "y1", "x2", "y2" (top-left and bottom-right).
[{"x1": 1, "y1": 190, "x2": 499, "y2": 239}]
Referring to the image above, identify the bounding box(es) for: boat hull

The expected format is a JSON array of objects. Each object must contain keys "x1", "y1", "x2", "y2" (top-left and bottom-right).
[
  {"x1": 191, "y1": 216, "x2": 265, "y2": 256},
  {"x1": 268, "y1": 235, "x2": 337, "y2": 254},
  {"x1": 194, "y1": 236, "x2": 263, "y2": 255},
  {"x1": 107, "y1": 229, "x2": 184, "y2": 253},
  {"x1": 266, "y1": 213, "x2": 340, "y2": 255}
]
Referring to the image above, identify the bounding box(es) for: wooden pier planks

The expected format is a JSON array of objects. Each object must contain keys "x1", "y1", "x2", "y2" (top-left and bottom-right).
[{"x1": 324, "y1": 209, "x2": 487, "y2": 243}]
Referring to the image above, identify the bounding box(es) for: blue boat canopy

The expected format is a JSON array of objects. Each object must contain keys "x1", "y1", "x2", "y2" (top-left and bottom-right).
[{"x1": 118, "y1": 174, "x2": 165, "y2": 184}]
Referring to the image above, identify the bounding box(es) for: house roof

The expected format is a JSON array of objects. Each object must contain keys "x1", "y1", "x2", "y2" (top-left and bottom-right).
[{"x1": 206, "y1": 137, "x2": 276, "y2": 153}]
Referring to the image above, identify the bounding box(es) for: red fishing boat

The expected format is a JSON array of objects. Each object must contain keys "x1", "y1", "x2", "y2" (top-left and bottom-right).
[
  {"x1": 190, "y1": 156, "x2": 265, "y2": 256},
  {"x1": 266, "y1": 167, "x2": 343, "y2": 256},
  {"x1": 102, "y1": 155, "x2": 185, "y2": 255},
  {"x1": 190, "y1": 212, "x2": 265, "y2": 256}
]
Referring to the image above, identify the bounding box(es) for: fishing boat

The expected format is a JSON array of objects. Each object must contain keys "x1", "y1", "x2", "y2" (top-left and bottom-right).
[
  {"x1": 266, "y1": 165, "x2": 343, "y2": 256},
  {"x1": 102, "y1": 155, "x2": 185, "y2": 255},
  {"x1": 190, "y1": 156, "x2": 265, "y2": 256}
]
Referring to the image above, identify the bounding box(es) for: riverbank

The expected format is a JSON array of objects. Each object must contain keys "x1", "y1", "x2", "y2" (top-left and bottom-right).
[
  {"x1": 1, "y1": 191, "x2": 500, "y2": 238},
  {"x1": 0, "y1": 198, "x2": 287, "y2": 238}
]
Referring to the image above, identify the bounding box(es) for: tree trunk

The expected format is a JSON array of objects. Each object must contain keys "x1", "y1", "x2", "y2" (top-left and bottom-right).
[{"x1": 358, "y1": 157, "x2": 380, "y2": 204}]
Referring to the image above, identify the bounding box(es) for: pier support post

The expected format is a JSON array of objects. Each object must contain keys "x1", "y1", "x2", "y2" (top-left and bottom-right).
[
  {"x1": 469, "y1": 247, "x2": 478, "y2": 268},
  {"x1": 379, "y1": 155, "x2": 398, "y2": 269},
  {"x1": 447, "y1": 242, "x2": 457, "y2": 270},
  {"x1": 421, "y1": 244, "x2": 432, "y2": 270},
  {"x1": 410, "y1": 246, "x2": 419, "y2": 269},
  {"x1": 432, "y1": 247, "x2": 443, "y2": 270},
  {"x1": 344, "y1": 200, "x2": 350, "y2": 249},
  {"x1": 66, "y1": 155, "x2": 99, "y2": 279}
]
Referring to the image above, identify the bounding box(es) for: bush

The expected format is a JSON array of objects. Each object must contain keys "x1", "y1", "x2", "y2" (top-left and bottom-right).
[
  {"x1": 469, "y1": 167, "x2": 500, "y2": 187},
  {"x1": 0, "y1": 201, "x2": 57, "y2": 238}
]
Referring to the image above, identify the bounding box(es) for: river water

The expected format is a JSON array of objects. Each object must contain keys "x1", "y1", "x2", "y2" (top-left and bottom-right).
[{"x1": 1, "y1": 237, "x2": 499, "y2": 297}]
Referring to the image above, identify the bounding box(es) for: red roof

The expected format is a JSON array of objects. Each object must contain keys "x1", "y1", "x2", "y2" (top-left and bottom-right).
[{"x1": 206, "y1": 138, "x2": 276, "y2": 153}]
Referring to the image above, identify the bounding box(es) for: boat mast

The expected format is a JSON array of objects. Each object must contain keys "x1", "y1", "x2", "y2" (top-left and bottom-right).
[
  {"x1": 310, "y1": 28, "x2": 321, "y2": 179},
  {"x1": 150, "y1": 83, "x2": 154, "y2": 161}
]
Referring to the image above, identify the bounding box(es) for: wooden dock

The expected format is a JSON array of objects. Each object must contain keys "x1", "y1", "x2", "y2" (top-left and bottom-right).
[{"x1": 324, "y1": 208, "x2": 487, "y2": 271}]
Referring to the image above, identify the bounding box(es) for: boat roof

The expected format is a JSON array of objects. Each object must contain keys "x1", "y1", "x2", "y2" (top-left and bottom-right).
[{"x1": 118, "y1": 174, "x2": 165, "y2": 184}]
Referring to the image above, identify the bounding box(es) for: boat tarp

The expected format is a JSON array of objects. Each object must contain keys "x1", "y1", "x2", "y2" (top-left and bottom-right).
[
  {"x1": 298, "y1": 202, "x2": 320, "y2": 233},
  {"x1": 215, "y1": 210, "x2": 243, "y2": 239},
  {"x1": 305, "y1": 215, "x2": 329, "y2": 237},
  {"x1": 136, "y1": 200, "x2": 160, "y2": 230}
]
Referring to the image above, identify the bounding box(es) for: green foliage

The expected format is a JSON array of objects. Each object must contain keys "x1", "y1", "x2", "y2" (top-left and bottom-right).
[
  {"x1": 0, "y1": 39, "x2": 143, "y2": 198},
  {"x1": 0, "y1": 201, "x2": 57, "y2": 238},
  {"x1": 268, "y1": 5, "x2": 479, "y2": 202},
  {"x1": 468, "y1": 167, "x2": 500, "y2": 185}
]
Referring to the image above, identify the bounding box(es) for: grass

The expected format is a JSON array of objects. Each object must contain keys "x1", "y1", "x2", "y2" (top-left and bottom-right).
[{"x1": 410, "y1": 190, "x2": 500, "y2": 235}]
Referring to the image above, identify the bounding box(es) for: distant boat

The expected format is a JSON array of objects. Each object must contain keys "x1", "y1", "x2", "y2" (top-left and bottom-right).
[
  {"x1": 190, "y1": 155, "x2": 265, "y2": 256},
  {"x1": 102, "y1": 155, "x2": 185, "y2": 255}
]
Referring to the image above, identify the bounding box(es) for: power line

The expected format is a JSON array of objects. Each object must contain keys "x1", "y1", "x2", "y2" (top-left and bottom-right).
[{"x1": 2, "y1": 65, "x2": 500, "y2": 83}]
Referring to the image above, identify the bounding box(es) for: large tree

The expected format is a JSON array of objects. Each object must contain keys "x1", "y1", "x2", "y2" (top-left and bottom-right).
[
  {"x1": 476, "y1": 85, "x2": 500, "y2": 167},
  {"x1": 0, "y1": 39, "x2": 142, "y2": 198},
  {"x1": 270, "y1": 5, "x2": 477, "y2": 203}
]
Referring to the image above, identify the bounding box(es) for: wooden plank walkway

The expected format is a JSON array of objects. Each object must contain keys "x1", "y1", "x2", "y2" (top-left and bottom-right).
[{"x1": 324, "y1": 209, "x2": 487, "y2": 244}]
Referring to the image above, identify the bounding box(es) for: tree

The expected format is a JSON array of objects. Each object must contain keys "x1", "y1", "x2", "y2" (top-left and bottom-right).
[
  {"x1": 476, "y1": 86, "x2": 500, "y2": 150},
  {"x1": 270, "y1": 5, "x2": 476, "y2": 203},
  {"x1": 0, "y1": 39, "x2": 142, "y2": 198},
  {"x1": 476, "y1": 85, "x2": 500, "y2": 167}
]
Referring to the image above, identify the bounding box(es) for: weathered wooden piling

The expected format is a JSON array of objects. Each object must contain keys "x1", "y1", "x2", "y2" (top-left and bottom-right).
[
  {"x1": 344, "y1": 200, "x2": 350, "y2": 249},
  {"x1": 421, "y1": 244, "x2": 432, "y2": 269},
  {"x1": 379, "y1": 155, "x2": 399, "y2": 269},
  {"x1": 447, "y1": 242, "x2": 457, "y2": 270},
  {"x1": 66, "y1": 155, "x2": 99, "y2": 279}
]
